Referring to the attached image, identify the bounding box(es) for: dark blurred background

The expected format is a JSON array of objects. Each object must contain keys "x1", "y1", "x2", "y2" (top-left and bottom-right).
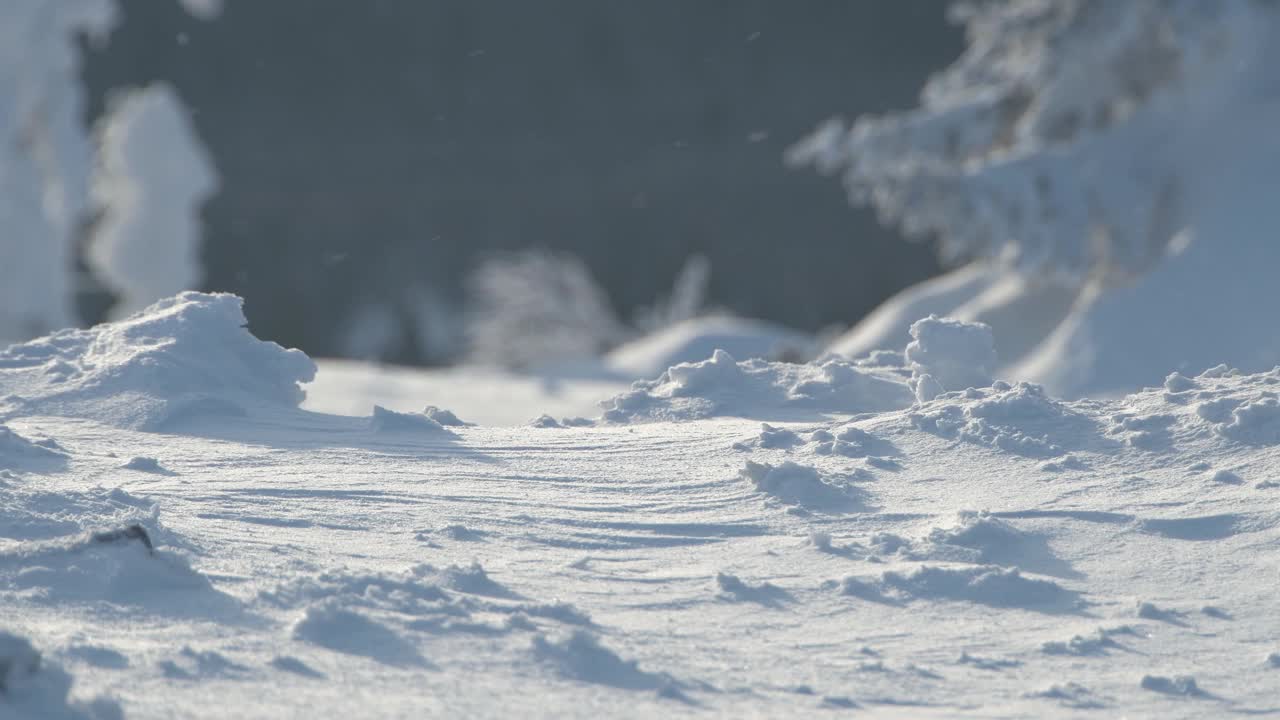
[{"x1": 81, "y1": 0, "x2": 960, "y2": 366}]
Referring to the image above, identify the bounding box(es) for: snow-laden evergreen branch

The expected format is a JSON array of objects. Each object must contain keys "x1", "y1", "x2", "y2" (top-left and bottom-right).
[{"x1": 789, "y1": 0, "x2": 1275, "y2": 285}]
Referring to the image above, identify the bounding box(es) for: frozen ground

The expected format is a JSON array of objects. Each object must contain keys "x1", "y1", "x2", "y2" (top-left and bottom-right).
[{"x1": 4, "y1": 294, "x2": 1280, "y2": 718}]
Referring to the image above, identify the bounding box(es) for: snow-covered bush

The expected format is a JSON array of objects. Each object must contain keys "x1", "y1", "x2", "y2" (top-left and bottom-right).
[
  {"x1": 465, "y1": 249, "x2": 631, "y2": 370},
  {"x1": 0, "y1": 1, "x2": 118, "y2": 346},
  {"x1": 89, "y1": 83, "x2": 219, "y2": 319},
  {"x1": 466, "y1": 250, "x2": 723, "y2": 371},
  {"x1": 801, "y1": 0, "x2": 1280, "y2": 395},
  {"x1": 790, "y1": 0, "x2": 1261, "y2": 285}
]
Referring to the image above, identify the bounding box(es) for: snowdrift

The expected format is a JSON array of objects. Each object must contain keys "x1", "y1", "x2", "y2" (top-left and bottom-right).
[{"x1": 0, "y1": 292, "x2": 315, "y2": 431}]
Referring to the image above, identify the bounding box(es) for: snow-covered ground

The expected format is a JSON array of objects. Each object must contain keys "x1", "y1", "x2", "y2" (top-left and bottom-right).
[{"x1": 5, "y1": 293, "x2": 1280, "y2": 718}]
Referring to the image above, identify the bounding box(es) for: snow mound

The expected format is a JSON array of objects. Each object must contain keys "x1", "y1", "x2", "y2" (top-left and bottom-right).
[
  {"x1": 0, "y1": 526, "x2": 230, "y2": 615},
  {"x1": 905, "y1": 316, "x2": 997, "y2": 402},
  {"x1": 601, "y1": 350, "x2": 911, "y2": 423},
  {"x1": 120, "y1": 456, "x2": 174, "y2": 475},
  {"x1": 0, "y1": 292, "x2": 315, "y2": 430},
  {"x1": 1028, "y1": 682, "x2": 1107, "y2": 709},
  {"x1": 0, "y1": 631, "x2": 122, "y2": 720},
  {"x1": 605, "y1": 315, "x2": 815, "y2": 379},
  {"x1": 292, "y1": 603, "x2": 427, "y2": 667},
  {"x1": 368, "y1": 405, "x2": 450, "y2": 434},
  {"x1": 806, "y1": 424, "x2": 900, "y2": 459},
  {"x1": 1041, "y1": 626, "x2": 1136, "y2": 656},
  {"x1": 841, "y1": 564, "x2": 1079, "y2": 611},
  {"x1": 732, "y1": 423, "x2": 803, "y2": 450},
  {"x1": 1188, "y1": 368, "x2": 1280, "y2": 445},
  {"x1": 714, "y1": 572, "x2": 791, "y2": 606},
  {"x1": 1140, "y1": 674, "x2": 1205, "y2": 697},
  {"x1": 908, "y1": 382, "x2": 1099, "y2": 457},
  {"x1": 421, "y1": 405, "x2": 471, "y2": 427},
  {"x1": 1, "y1": 486, "x2": 155, "y2": 544},
  {"x1": 532, "y1": 630, "x2": 681, "y2": 696},
  {"x1": 0, "y1": 425, "x2": 66, "y2": 468},
  {"x1": 864, "y1": 512, "x2": 1072, "y2": 578},
  {"x1": 739, "y1": 461, "x2": 867, "y2": 512},
  {"x1": 264, "y1": 563, "x2": 589, "y2": 644}
]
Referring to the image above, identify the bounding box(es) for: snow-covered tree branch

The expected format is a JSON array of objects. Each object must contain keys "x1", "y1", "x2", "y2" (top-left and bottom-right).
[{"x1": 789, "y1": 0, "x2": 1276, "y2": 286}]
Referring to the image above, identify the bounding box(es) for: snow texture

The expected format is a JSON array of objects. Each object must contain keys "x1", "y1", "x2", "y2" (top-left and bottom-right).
[{"x1": 7, "y1": 293, "x2": 1280, "y2": 717}]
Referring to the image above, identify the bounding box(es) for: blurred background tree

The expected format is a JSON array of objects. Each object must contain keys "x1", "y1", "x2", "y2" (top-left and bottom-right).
[{"x1": 78, "y1": 0, "x2": 961, "y2": 365}]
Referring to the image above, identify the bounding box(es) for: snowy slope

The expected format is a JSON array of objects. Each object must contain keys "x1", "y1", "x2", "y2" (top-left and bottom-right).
[{"x1": 4, "y1": 294, "x2": 1280, "y2": 719}]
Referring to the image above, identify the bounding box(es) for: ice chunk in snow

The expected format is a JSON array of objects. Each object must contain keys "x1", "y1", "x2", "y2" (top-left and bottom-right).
[
  {"x1": 0, "y1": 292, "x2": 315, "y2": 430},
  {"x1": 601, "y1": 350, "x2": 911, "y2": 423},
  {"x1": 905, "y1": 316, "x2": 997, "y2": 402}
]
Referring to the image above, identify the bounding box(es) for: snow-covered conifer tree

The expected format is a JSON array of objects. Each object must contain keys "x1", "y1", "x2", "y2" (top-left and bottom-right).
[
  {"x1": 798, "y1": 0, "x2": 1280, "y2": 395},
  {"x1": 89, "y1": 84, "x2": 219, "y2": 319},
  {"x1": 0, "y1": 1, "x2": 117, "y2": 345}
]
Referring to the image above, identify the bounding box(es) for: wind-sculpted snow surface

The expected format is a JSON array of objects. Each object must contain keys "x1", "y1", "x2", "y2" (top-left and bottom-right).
[
  {"x1": 0, "y1": 425, "x2": 67, "y2": 469},
  {"x1": 0, "y1": 631, "x2": 122, "y2": 720},
  {"x1": 908, "y1": 381, "x2": 1101, "y2": 457},
  {"x1": 0, "y1": 292, "x2": 315, "y2": 430},
  {"x1": 600, "y1": 349, "x2": 912, "y2": 423},
  {"x1": 10, "y1": 297, "x2": 1280, "y2": 716}
]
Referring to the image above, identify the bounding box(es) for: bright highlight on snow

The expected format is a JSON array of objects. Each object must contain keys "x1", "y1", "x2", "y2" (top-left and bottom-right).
[{"x1": 4, "y1": 292, "x2": 1280, "y2": 717}]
